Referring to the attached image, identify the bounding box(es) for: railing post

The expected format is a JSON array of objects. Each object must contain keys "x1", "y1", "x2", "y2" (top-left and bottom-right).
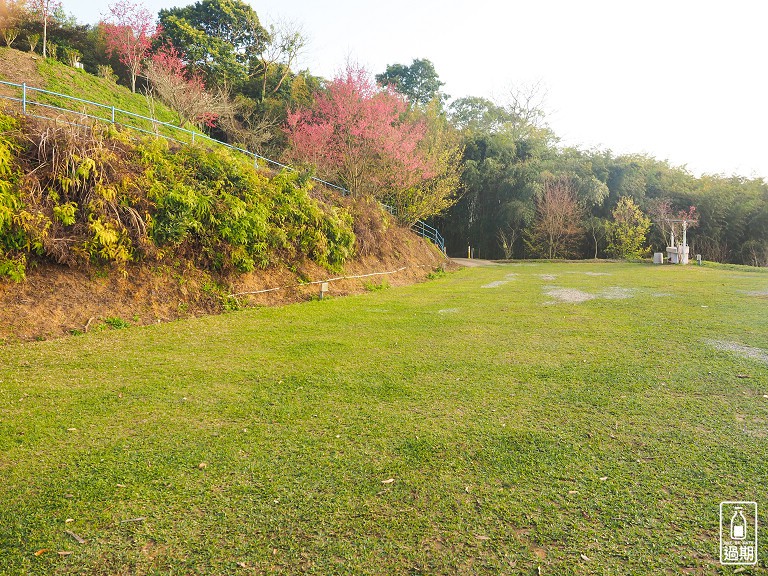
[
  {"x1": 191, "y1": 132, "x2": 195, "y2": 144},
  {"x1": 111, "y1": 106, "x2": 115, "y2": 123},
  {"x1": 22, "y1": 83, "x2": 26, "y2": 115}
]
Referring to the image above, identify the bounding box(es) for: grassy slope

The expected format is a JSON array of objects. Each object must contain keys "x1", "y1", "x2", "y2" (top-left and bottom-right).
[
  {"x1": 0, "y1": 48, "x2": 195, "y2": 139},
  {"x1": 35, "y1": 57, "x2": 179, "y2": 125},
  {"x1": 1, "y1": 261, "x2": 767, "y2": 575}
]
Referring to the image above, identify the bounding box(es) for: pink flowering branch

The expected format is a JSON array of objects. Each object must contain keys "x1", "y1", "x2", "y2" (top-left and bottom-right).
[
  {"x1": 285, "y1": 64, "x2": 436, "y2": 198},
  {"x1": 144, "y1": 43, "x2": 228, "y2": 129},
  {"x1": 102, "y1": 0, "x2": 159, "y2": 93}
]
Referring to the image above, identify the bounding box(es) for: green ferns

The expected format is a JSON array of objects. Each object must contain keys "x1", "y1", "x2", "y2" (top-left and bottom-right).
[
  {"x1": 0, "y1": 112, "x2": 355, "y2": 280},
  {"x1": 139, "y1": 140, "x2": 354, "y2": 272},
  {"x1": 0, "y1": 114, "x2": 27, "y2": 281}
]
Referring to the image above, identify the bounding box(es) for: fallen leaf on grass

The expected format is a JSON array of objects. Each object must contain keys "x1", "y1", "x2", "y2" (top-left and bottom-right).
[
  {"x1": 116, "y1": 484, "x2": 126, "y2": 488},
  {"x1": 599, "y1": 476, "x2": 608, "y2": 481},
  {"x1": 237, "y1": 561, "x2": 247, "y2": 568},
  {"x1": 568, "y1": 490, "x2": 578, "y2": 495},
  {"x1": 65, "y1": 530, "x2": 86, "y2": 544},
  {"x1": 65, "y1": 519, "x2": 74, "y2": 524},
  {"x1": 580, "y1": 553, "x2": 591, "y2": 561},
  {"x1": 475, "y1": 535, "x2": 490, "y2": 541},
  {"x1": 736, "y1": 374, "x2": 751, "y2": 379},
  {"x1": 381, "y1": 478, "x2": 395, "y2": 484},
  {"x1": 198, "y1": 462, "x2": 207, "y2": 469},
  {"x1": 66, "y1": 428, "x2": 77, "y2": 432},
  {"x1": 34, "y1": 549, "x2": 49, "y2": 556},
  {"x1": 57, "y1": 551, "x2": 73, "y2": 556}
]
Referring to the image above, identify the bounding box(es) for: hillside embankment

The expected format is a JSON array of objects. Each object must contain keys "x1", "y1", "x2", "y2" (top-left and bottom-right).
[
  {"x1": 0, "y1": 225, "x2": 447, "y2": 342},
  {"x1": 0, "y1": 49, "x2": 450, "y2": 341}
]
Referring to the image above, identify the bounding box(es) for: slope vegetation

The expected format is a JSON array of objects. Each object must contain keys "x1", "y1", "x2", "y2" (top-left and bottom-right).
[{"x1": 0, "y1": 49, "x2": 446, "y2": 341}]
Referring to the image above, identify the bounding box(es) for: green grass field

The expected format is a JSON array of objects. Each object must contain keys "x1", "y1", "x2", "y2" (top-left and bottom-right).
[{"x1": 1, "y1": 261, "x2": 767, "y2": 574}]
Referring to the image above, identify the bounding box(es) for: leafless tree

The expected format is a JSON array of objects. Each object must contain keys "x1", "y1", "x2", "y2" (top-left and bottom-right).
[
  {"x1": 144, "y1": 50, "x2": 237, "y2": 130},
  {"x1": 525, "y1": 176, "x2": 584, "y2": 259},
  {"x1": 251, "y1": 19, "x2": 307, "y2": 101},
  {"x1": 220, "y1": 96, "x2": 279, "y2": 153},
  {"x1": 504, "y1": 80, "x2": 548, "y2": 138},
  {"x1": 497, "y1": 226, "x2": 518, "y2": 259}
]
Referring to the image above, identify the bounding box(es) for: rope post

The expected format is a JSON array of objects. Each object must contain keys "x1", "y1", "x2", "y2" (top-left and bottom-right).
[{"x1": 22, "y1": 83, "x2": 26, "y2": 114}]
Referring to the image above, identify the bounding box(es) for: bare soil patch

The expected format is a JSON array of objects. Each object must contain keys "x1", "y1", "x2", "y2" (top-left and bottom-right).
[
  {"x1": 543, "y1": 286, "x2": 636, "y2": 304},
  {"x1": 601, "y1": 287, "x2": 636, "y2": 299},
  {"x1": 543, "y1": 288, "x2": 595, "y2": 303},
  {"x1": 739, "y1": 289, "x2": 768, "y2": 297},
  {"x1": 707, "y1": 340, "x2": 768, "y2": 365},
  {"x1": 0, "y1": 47, "x2": 45, "y2": 93}
]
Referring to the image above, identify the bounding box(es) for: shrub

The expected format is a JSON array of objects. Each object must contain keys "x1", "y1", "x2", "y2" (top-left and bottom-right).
[
  {"x1": 607, "y1": 196, "x2": 651, "y2": 259},
  {"x1": 140, "y1": 141, "x2": 354, "y2": 272},
  {"x1": 0, "y1": 113, "x2": 356, "y2": 280},
  {"x1": 104, "y1": 316, "x2": 130, "y2": 329},
  {"x1": 0, "y1": 113, "x2": 27, "y2": 281},
  {"x1": 12, "y1": 116, "x2": 151, "y2": 269},
  {"x1": 26, "y1": 33, "x2": 40, "y2": 53}
]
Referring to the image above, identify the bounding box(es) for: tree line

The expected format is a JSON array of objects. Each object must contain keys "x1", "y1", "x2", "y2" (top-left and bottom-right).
[{"x1": 1, "y1": 0, "x2": 766, "y2": 266}]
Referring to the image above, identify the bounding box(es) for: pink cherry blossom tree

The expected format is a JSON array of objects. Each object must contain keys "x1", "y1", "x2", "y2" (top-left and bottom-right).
[
  {"x1": 144, "y1": 43, "x2": 233, "y2": 129},
  {"x1": 102, "y1": 0, "x2": 158, "y2": 93},
  {"x1": 285, "y1": 64, "x2": 436, "y2": 200}
]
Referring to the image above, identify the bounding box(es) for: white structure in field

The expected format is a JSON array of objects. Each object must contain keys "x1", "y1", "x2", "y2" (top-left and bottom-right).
[{"x1": 666, "y1": 219, "x2": 691, "y2": 265}]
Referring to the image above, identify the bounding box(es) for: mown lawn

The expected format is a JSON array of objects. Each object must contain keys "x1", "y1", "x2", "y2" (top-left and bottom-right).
[{"x1": 1, "y1": 261, "x2": 767, "y2": 575}]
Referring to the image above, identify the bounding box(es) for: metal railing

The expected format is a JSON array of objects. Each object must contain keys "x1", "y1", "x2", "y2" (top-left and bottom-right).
[
  {"x1": 412, "y1": 220, "x2": 445, "y2": 252},
  {"x1": 0, "y1": 79, "x2": 445, "y2": 252}
]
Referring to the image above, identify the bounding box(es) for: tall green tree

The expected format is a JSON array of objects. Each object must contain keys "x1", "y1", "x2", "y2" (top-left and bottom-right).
[
  {"x1": 448, "y1": 96, "x2": 511, "y2": 133},
  {"x1": 157, "y1": 0, "x2": 269, "y2": 87},
  {"x1": 375, "y1": 58, "x2": 445, "y2": 106}
]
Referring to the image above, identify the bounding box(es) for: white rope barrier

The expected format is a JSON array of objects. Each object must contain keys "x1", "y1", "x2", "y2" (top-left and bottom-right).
[{"x1": 228, "y1": 266, "x2": 422, "y2": 297}]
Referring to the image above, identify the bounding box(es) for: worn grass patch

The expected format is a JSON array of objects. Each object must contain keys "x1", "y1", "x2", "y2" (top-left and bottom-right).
[{"x1": 1, "y1": 261, "x2": 767, "y2": 574}]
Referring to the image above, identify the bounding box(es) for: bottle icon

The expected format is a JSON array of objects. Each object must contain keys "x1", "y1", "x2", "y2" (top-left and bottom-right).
[{"x1": 731, "y1": 506, "x2": 747, "y2": 540}]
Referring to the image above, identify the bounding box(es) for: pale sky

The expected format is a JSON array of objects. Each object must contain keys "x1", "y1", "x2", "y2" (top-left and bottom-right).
[{"x1": 65, "y1": 0, "x2": 768, "y2": 179}]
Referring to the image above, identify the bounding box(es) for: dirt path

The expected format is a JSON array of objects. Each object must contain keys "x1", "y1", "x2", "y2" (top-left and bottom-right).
[{"x1": 451, "y1": 258, "x2": 499, "y2": 267}]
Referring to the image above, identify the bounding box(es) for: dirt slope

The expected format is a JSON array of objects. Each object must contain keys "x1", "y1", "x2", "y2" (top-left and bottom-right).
[
  {"x1": 0, "y1": 47, "x2": 45, "y2": 89},
  {"x1": 0, "y1": 227, "x2": 448, "y2": 342}
]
